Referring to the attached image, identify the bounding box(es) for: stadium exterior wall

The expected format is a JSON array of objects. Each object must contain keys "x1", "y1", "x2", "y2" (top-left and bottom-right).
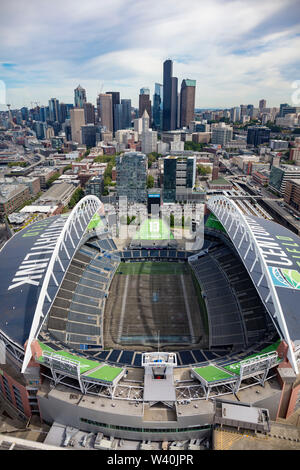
[
  {"x1": 286, "y1": 383, "x2": 300, "y2": 418},
  {"x1": 37, "y1": 390, "x2": 213, "y2": 442}
]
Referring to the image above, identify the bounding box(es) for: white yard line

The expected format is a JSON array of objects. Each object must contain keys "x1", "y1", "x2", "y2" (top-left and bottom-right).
[
  {"x1": 117, "y1": 275, "x2": 130, "y2": 343},
  {"x1": 180, "y1": 274, "x2": 195, "y2": 341}
]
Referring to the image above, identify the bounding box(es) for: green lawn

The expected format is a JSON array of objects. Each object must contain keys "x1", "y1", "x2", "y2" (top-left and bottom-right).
[
  {"x1": 116, "y1": 261, "x2": 189, "y2": 275},
  {"x1": 86, "y1": 365, "x2": 123, "y2": 382},
  {"x1": 134, "y1": 218, "x2": 174, "y2": 240},
  {"x1": 193, "y1": 365, "x2": 235, "y2": 382},
  {"x1": 205, "y1": 213, "x2": 226, "y2": 233},
  {"x1": 224, "y1": 340, "x2": 281, "y2": 376},
  {"x1": 37, "y1": 341, "x2": 102, "y2": 374},
  {"x1": 87, "y1": 213, "x2": 104, "y2": 230}
]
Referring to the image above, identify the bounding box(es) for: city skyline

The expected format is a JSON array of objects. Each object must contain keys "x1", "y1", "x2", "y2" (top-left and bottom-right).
[{"x1": 0, "y1": 0, "x2": 300, "y2": 110}]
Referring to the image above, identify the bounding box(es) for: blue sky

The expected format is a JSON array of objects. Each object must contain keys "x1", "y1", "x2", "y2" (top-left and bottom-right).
[{"x1": 0, "y1": 0, "x2": 299, "y2": 110}]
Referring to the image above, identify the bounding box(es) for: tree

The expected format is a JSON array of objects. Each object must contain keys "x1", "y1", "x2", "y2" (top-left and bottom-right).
[
  {"x1": 197, "y1": 164, "x2": 211, "y2": 176},
  {"x1": 46, "y1": 172, "x2": 60, "y2": 188},
  {"x1": 7, "y1": 161, "x2": 28, "y2": 168},
  {"x1": 63, "y1": 164, "x2": 72, "y2": 173},
  {"x1": 68, "y1": 187, "x2": 84, "y2": 209},
  {"x1": 147, "y1": 174, "x2": 154, "y2": 188},
  {"x1": 184, "y1": 141, "x2": 205, "y2": 151}
]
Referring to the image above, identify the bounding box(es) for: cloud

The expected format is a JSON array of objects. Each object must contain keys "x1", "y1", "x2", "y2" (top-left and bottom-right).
[{"x1": 0, "y1": 0, "x2": 299, "y2": 109}]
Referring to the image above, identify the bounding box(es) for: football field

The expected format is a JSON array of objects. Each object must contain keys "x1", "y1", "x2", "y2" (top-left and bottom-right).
[
  {"x1": 103, "y1": 261, "x2": 208, "y2": 351},
  {"x1": 134, "y1": 218, "x2": 174, "y2": 240}
]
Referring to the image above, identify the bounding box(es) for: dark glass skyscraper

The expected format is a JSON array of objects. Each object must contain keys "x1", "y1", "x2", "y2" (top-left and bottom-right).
[
  {"x1": 153, "y1": 83, "x2": 163, "y2": 130},
  {"x1": 74, "y1": 85, "x2": 87, "y2": 108},
  {"x1": 163, "y1": 59, "x2": 177, "y2": 131},
  {"x1": 121, "y1": 99, "x2": 131, "y2": 128},
  {"x1": 106, "y1": 91, "x2": 120, "y2": 134},
  {"x1": 247, "y1": 126, "x2": 271, "y2": 147}
]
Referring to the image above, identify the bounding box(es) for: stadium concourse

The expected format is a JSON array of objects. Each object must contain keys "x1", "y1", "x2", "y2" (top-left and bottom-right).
[{"x1": 0, "y1": 195, "x2": 299, "y2": 445}]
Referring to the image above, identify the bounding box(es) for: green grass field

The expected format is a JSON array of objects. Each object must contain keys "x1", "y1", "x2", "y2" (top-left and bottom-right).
[
  {"x1": 205, "y1": 213, "x2": 226, "y2": 233},
  {"x1": 87, "y1": 213, "x2": 103, "y2": 230},
  {"x1": 193, "y1": 365, "x2": 234, "y2": 382},
  {"x1": 223, "y1": 340, "x2": 281, "y2": 376},
  {"x1": 134, "y1": 218, "x2": 174, "y2": 240},
  {"x1": 86, "y1": 365, "x2": 123, "y2": 382},
  {"x1": 116, "y1": 261, "x2": 189, "y2": 275}
]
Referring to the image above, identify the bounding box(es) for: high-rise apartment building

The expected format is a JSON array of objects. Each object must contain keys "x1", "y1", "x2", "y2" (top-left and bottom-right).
[
  {"x1": 97, "y1": 94, "x2": 113, "y2": 132},
  {"x1": 163, "y1": 156, "x2": 196, "y2": 203},
  {"x1": 211, "y1": 123, "x2": 233, "y2": 146},
  {"x1": 163, "y1": 59, "x2": 178, "y2": 131},
  {"x1": 70, "y1": 108, "x2": 85, "y2": 144},
  {"x1": 180, "y1": 79, "x2": 196, "y2": 128},
  {"x1": 116, "y1": 152, "x2": 147, "y2": 203},
  {"x1": 74, "y1": 85, "x2": 87, "y2": 108}
]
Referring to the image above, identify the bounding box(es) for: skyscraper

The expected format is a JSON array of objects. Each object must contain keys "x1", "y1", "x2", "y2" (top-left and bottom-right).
[
  {"x1": 106, "y1": 91, "x2": 120, "y2": 134},
  {"x1": 153, "y1": 83, "x2": 163, "y2": 130},
  {"x1": 114, "y1": 103, "x2": 123, "y2": 133},
  {"x1": 48, "y1": 98, "x2": 60, "y2": 122},
  {"x1": 74, "y1": 85, "x2": 87, "y2": 108},
  {"x1": 121, "y1": 99, "x2": 132, "y2": 129},
  {"x1": 180, "y1": 79, "x2": 196, "y2": 128},
  {"x1": 83, "y1": 102, "x2": 95, "y2": 124},
  {"x1": 70, "y1": 108, "x2": 85, "y2": 144},
  {"x1": 139, "y1": 88, "x2": 152, "y2": 123},
  {"x1": 116, "y1": 152, "x2": 147, "y2": 203},
  {"x1": 97, "y1": 94, "x2": 113, "y2": 132},
  {"x1": 59, "y1": 103, "x2": 68, "y2": 123},
  {"x1": 259, "y1": 99, "x2": 266, "y2": 112},
  {"x1": 163, "y1": 59, "x2": 178, "y2": 131},
  {"x1": 163, "y1": 156, "x2": 196, "y2": 203}
]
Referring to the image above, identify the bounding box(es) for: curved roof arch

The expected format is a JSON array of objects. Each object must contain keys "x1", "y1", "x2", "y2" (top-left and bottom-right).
[
  {"x1": 21, "y1": 195, "x2": 104, "y2": 373},
  {"x1": 207, "y1": 195, "x2": 300, "y2": 374}
]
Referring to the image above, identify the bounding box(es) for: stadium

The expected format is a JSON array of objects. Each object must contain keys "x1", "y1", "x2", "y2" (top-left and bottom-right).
[{"x1": 0, "y1": 194, "x2": 300, "y2": 447}]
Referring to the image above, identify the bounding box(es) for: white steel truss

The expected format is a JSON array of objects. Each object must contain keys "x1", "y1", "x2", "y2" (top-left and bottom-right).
[
  {"x1": 207, "y1": 195, "x2": 298, "y2": 374},
  {"x1": 21, "y1": 196, "x2": 103, "y2": 374}
]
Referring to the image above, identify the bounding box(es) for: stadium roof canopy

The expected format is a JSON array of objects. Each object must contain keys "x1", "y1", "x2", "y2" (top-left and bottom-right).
[
  {"x1": 207, "y1": 195, "x2": 300, "y2": 374},
  {"x1": 0, "y1": 196, "x2": 103, "y2": 373}
]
